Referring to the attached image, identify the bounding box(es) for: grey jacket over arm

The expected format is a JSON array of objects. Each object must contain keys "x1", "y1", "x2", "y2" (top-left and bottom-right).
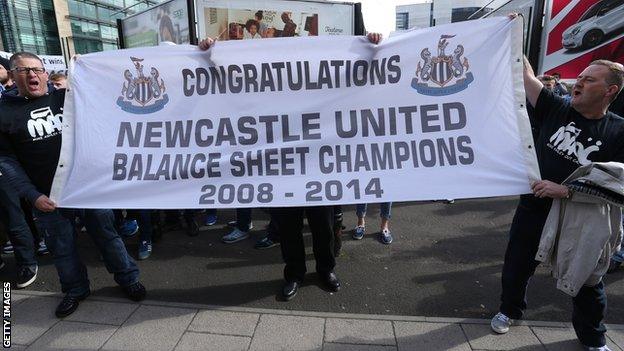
[{"x1": 536, "y1": 162, "x2": 624, "y2": 297}]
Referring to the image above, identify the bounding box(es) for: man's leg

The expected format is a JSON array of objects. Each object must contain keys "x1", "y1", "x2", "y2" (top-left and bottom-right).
[
  {"x1": 81, "y1": 209, "x2": 140, "y2": 289},
  {"x1": 0, "y1": 178, "x2": 37, "y2": 276},
  {"x1": 572, "y1": 281, "x2": 607, "y2": 348},
  {"x1": 499, "y1": 202, "x2": 549, "y2": 320},
  {"x1": 34, "y1": 209, "x2": 89, "y2": 297},
  {"x1": 273, "y1": 207, "x2": 306, "y2": 283},
  {"x1": 305, "y1": 206, "x2": 335, "y2": 275}
]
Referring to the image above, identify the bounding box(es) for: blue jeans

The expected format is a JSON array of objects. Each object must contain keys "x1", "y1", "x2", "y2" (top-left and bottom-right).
[
  {"x1": 613, "y1": 248, "x2": 624, "y2": 263},
  {"x1": 33, "y1": 208, "x2": 139, "y2": 297},
  {"x1": 356, "y1": 202, "x2": 392, "y2": 220},
  {"x1": 0, "y1": 176, "x2": 37, "y2": 270}
]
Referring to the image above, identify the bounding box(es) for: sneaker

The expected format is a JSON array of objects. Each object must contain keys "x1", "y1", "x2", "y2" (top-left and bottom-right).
[
  {"x1": 607, "y1": 258, "x2": 622, "y2": 274},
  {"x1": 36, "y1": 240, "x2": 49, "y2": 255},
  {"x1": 204, "y1": 214, "x2": 218, "y2": 226},
  {"x1": 254, "y1": 236, "x2": 279, "y2": 249},
  {"x1": 352, "y1": 226, "x2": 365, "y2": 240},
  {"x1": 380, "y1": 229, "x2": 393, "y2": 244},
  {"x1": 123, "y1": 282, "x2": 146, "y2": 301},
  {"x1": 2, "y1": 241, "x2": 13, "y2": 254},
  {"x1": 490, "y1": 312, "x2": 512, "y2": 334},
  {"x1": 16, "y1": 265, "x2": 38, "y2": 289},
  {"x1": 583, "y1": 346, "x2": 612, "y2": 351},
  {"x1": 138, "y1": 240, "x2": 152, "y2": 260},
  {"x1": 222, "y1": 228, "x2": 249, "y2": 244},
  {"x1": 227, "y1": 220, "x2": 253, "y2": 230},
  {"x1": 119, "y1": 220, "x2": 139, "y2": 238}
]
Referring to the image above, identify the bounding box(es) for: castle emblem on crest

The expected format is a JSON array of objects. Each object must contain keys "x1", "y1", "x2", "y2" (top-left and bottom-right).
[
  {"x1": 411, "y1": 35, "x2": 474, "y2": 96},
  {"x1": 116, "y1": 57, "x2": 169, "y2": 114}
]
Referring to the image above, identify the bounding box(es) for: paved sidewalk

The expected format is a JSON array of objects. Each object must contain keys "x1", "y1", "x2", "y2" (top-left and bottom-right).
[{"x1": 9, "y1": 290, "x2": 624, "y2": 351}]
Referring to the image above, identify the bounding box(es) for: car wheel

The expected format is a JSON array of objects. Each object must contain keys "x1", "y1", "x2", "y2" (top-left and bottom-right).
[{"x1": 582, "y1": 29, "x2": 604, "y2": 48}]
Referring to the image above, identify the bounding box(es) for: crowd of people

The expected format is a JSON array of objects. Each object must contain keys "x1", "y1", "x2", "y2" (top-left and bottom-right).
[{"x1": 0, "y1": 14, "x2": 623, "y2": 351}]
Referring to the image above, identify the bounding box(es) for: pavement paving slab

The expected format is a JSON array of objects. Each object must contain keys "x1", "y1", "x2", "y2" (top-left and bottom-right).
[
  {"x1": 324, "y1": 318, "x2": 395, "y2": 345},
  {"x1": 394, "y1": 321, "x2": 471, "y2": 351},
  {"x1": 101, "y1": 305, "x2": 196, "y2": 351},
  {"x1": 11, "y1": 296, "x2": 60, "y2": 345},
  {"x1": 248, "y1": 314, "x2": 325, "y2": 351},
  {"x1": 461, "y1": 324, "x2": 545, "y2": 350},
  {"x1": 25, "y1": 321, "x2": 117, "y2": 351},
  {"x1": 174, "y1": 331, "x2": 251, "y2": 351},
  {"x1": 187, "y1": 309, "x2": 259, "y2": 337}
]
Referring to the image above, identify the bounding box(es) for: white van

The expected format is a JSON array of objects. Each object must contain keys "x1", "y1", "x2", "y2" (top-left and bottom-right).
[{"x1": 562, "y1": 0, "x2": 624, "y2": 49}]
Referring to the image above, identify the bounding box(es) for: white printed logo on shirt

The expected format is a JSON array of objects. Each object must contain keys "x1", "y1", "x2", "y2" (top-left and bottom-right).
[
  {"x1": 547, "y1": 122, "x2": 601, "y2": 165},
  {"x1": 27, "y1": 106, "x2": 63, "y2": 140}
]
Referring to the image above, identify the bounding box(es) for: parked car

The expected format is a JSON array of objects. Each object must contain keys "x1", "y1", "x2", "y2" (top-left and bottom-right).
[{"x1": 562, "y1": 0, "x2": 624, "y2": 49}]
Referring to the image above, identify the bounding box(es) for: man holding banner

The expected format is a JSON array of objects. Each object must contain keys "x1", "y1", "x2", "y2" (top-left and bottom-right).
[
  {"x1": 0, "y1": 52, "x2": 146, "y2": 318},
  {"x1": 491, "y1": 15, "x2": 624, "y2": 349}
]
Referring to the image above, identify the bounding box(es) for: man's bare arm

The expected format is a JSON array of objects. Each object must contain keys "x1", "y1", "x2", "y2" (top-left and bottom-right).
[{"x1": 523, "y1": 56, "x2": 543, "y2": 108}]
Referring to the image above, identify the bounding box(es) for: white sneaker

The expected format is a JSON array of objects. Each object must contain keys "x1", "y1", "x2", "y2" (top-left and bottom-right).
[
  {"x1": 490, "y1": 312, "x2": 512, "y2": 334},
  {"x1": 584, "y1": 346, "x2": 612, "y2": 351},
  {"x1": 222, "y1": 228, "x2": 249, "y2": 244}
]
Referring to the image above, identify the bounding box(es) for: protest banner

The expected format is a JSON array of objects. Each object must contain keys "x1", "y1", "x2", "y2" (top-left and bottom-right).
[{"x1": 50, "y1": 17, "x2": 539, "y2": 209}]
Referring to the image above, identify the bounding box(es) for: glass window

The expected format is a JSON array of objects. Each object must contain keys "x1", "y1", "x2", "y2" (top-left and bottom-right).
[
  {"x1": 103, "y1": 42, "x2": 118, "y2": 51},
  {"x1": 19, "y1": 34, "x2": 36, "y2": 45},
  {"x1": 396, "y1": 13, "x2": 408, "y2": 30},
  {"x1": 101, "y1": 25, "x2": 118, "y2": 40}
]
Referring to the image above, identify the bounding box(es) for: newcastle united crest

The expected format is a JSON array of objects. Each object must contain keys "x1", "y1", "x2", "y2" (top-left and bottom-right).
[
  {"x1": 116, "y1": 57, "x2": 169, "y2": 114},
  {"x1": 411, "y1": 35, "x2": 474, "y2": 96}
]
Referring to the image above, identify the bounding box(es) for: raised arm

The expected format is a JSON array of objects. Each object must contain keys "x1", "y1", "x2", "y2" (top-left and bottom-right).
[{"x1": 523, "y1": 56, "x2": 543, "y2": 108}]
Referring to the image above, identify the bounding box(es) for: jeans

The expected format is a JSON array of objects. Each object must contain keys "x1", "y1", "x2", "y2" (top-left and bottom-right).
[
  {"x1": 236, "y1": 208, "x2": 252, "y2": 232},
  {"x1": 356, "y1": 202, "x2": 392, "y2": 219},
  {"x1": 33, "y1": 208, "x2": 139, "y2": 297},
  {"x1": 499, "y1": 196, "x2": 607, "y2": 347},
  {"x1": 0, "y1": 176, "x2": 37, "y2": 270},
  {"x1": 613, "y1": 248, "x2": 624, "y2": 263}
]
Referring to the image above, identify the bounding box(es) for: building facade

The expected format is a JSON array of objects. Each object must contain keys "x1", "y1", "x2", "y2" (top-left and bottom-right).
[
  {"x1": 0, "y1": 0, "x2": 161, "y2": 57},
  {"x1": 396, "y1": 0, "x2": 493, "y2": 31}
]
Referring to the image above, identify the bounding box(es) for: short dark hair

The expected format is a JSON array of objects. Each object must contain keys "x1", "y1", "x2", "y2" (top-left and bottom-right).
[
  {"x1": 49, "y1": 73, "x2": 66, "y2": 82},
  {"x1": 539, "y1": 75, "x2": 556, "y2": 83},
  {"x1": 9, "y1": 52, "x2": 43, "y2": 70},
  {"x1": 590, "y1": 60, "x2": 624, "y2": 100},
  {"x1": 245, "y1": 19, "x2": 259, "y2": 32},
  {"x1": 255, "y1": 11, "x2": 263, "y2": 20}
]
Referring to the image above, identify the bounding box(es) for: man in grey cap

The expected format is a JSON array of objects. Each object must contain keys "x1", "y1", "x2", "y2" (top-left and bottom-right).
[{"x1": 0, "y1": 57, "x2": 13, "y2": 92}]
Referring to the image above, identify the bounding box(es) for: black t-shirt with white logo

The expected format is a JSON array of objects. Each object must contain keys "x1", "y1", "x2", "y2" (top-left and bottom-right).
[
  {"x1": 0, "y1": 89, "x2": 64, "y2": 197},
  {"x1": 532, "y1": 88, "x2": 624, "y2": 185}
]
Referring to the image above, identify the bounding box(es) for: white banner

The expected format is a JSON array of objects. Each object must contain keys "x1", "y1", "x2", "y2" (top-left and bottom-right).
[{"x1": 51, "y1": 18, "x2": 539, "y2": 209}]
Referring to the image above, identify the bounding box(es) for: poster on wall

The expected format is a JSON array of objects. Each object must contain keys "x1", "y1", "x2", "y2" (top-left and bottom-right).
[
  {"x1": 539, "y1": 0, "x2": 624, "y2": 80},
  {"x1": 121, "y1": 0, "x2": 190, "y2": 48},
  {"x1": 196, "y1": 0, "x2": 354, "y2": 41},
  {"x1": 0, "y1": 51, "x2": 67, "y2": 75}
]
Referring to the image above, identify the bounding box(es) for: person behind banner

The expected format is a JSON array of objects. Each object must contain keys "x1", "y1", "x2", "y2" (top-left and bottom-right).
[
  {"x1": 49, "y1": 73, "x2": 67, "y2": 90},
  {"x1": 197, "y1": 32, "x2": 383, "y2": 300},
  {"x1": 243, "y1": 19, "x2": 262, "y2": 40},
  {"x1": 490, "y1": 15, "x2": 624, "y2": 351},
  {"x1": 0, "y1": 57, "x2": 13, "y2": 92},
  {"x1": 0, "y1": 52, "x2": 147, "y2": 319}
]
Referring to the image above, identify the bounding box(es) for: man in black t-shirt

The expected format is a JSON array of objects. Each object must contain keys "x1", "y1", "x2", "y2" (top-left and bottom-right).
[
  {"x1": 490, "y1": 18, "x2": 624, "y2": 349},
  {"x1": 0, "y1": 52, "x2": 147, "y2": 318}
]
